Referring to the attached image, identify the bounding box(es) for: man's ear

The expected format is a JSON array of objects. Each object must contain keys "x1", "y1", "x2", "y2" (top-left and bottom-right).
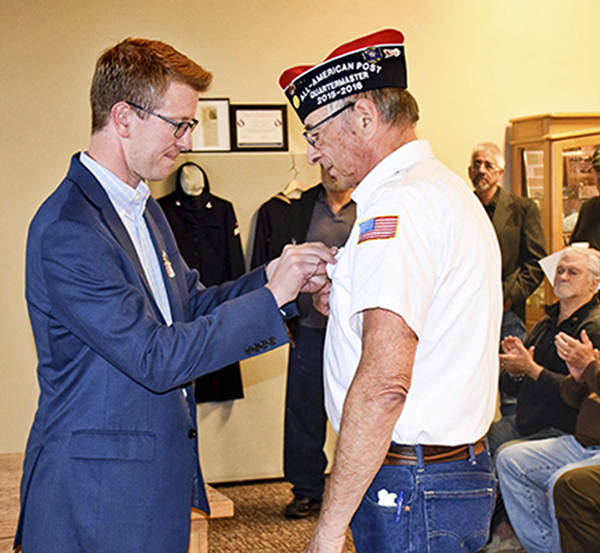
[
  {"x1": 352, "y1": 98, "x2": 379, "y2": 140},
  {"x1": 111, "y1": 101, "x2": 133, "y2": 138}
]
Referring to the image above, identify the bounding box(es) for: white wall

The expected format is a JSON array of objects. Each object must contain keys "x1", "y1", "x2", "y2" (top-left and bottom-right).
[{"x1": 2, "y1": 0, "x2": 600, "y2": 481}]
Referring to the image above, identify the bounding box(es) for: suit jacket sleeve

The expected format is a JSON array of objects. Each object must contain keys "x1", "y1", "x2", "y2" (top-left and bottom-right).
[
  {"x1": 582, "y1": 359, "x2": 600, "y2": 395},
  {"x1": 560, "y1": 375, "x2": 589, "y2": 409},
  {"x1": 41, "y1": 219, "x2": 289, "y2": 393},
  {"x1": 250, "y1": 196, "x2": 294, "y2": 268},
  {"x1": 505, "y1": 198, "x2": 547, "y2": 306}
]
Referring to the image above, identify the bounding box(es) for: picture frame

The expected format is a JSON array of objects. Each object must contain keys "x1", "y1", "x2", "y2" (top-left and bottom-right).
[
  {"x1": 229, "y1": 104, "x2": 288, "y2": 151},
  {"x1": 190, "y1": 98, "x2": 231, "y2": 152}
]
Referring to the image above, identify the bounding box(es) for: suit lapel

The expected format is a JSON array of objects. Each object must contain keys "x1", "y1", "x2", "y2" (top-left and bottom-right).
[
  {"x1": 67, "y1": 155, "x2": 161, "y2": 315},
  {"x1": 145, "y1": 200, "x2": 185, "y2": 322},
  {"x1": 491, "y1": 187, "x2": 512, "y2": 234}
]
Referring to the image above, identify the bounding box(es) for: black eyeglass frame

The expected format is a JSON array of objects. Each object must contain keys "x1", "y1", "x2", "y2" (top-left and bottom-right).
[
  {"x1": 303, "y1": 102, "x2": 356, "y2": 147},
  {"x1": 126, "y1": 101, "x2": 199, "y2": 138}
]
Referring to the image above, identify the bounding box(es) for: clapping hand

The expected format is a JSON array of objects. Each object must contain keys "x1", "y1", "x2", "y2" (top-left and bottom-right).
[{"x1": 555, "y1": 329, "x2": 598, "y2": 381}]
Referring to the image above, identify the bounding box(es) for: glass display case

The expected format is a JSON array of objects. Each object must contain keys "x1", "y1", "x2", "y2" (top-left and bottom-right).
[{"x1": 509, "y1": 113, "x2": 600, "y2": 327}]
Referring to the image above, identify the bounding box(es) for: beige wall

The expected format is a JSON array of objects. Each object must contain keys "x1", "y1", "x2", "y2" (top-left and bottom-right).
[{"x1": 2, "y1": 0, "x2": 600, "y2": 480}]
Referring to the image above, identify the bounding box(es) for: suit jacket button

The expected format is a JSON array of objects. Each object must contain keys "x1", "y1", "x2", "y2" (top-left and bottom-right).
[{"x1": 188, "y1": 428, "x2": 197, "y2": 439}]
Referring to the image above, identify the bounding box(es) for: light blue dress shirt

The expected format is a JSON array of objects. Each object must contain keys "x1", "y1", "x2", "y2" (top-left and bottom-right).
[{"x1": 80, "y1": 152, "x2": 173, "y2": 326}]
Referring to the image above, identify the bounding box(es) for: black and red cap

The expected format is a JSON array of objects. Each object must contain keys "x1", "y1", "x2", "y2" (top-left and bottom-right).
[{"x1": 279, "y1": 29, "x2": 407, "y2": 122}]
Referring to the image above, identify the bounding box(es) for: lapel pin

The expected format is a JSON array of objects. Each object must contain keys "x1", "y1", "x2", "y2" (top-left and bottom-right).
[{"x1": 162, "y1": 250, "x2": 176, "y2": 279}]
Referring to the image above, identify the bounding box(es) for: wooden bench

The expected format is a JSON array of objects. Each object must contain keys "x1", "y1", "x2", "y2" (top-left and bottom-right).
[{"x1": 0, "y1": 452, "x2": 233, "y2": 553}]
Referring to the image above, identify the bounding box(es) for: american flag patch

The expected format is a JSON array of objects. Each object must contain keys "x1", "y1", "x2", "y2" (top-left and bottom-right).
[{"x1": 358, "y1": 216, "x2": 398, "y2": 244}]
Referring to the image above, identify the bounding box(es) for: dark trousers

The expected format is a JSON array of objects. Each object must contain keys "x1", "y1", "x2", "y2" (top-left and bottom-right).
[
  {"x1": 283, "y1": 325, "x2": 327, "y2": 501},
  {"x1": 554, "y1": 465, "x2": 600, "y2": 553}
]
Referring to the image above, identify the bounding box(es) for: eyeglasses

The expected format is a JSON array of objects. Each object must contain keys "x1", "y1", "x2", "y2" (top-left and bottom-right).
[
  {"x1": 303, "y1": 102, "x2": 356, "y2": 147},
  {"x1": 126, "y1": 101, "x2": 199, "y2": 138},
  {"x1": 471, "y1": 159, "x2": 500, "y2": 171}
]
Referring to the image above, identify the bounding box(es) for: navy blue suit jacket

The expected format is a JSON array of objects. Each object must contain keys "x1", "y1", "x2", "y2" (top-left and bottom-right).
[{"x1": 16, "y1": 154, "x2": 290, "y2": 553}]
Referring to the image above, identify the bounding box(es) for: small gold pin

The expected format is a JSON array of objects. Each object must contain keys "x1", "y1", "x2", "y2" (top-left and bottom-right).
[{"x1": 162, "y1": 250, "x2": 176, "y2": 278}]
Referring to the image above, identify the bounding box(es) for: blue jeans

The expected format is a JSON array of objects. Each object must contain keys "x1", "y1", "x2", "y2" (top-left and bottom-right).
[
  {"x1": 497, "y1": 435, "x2": 600, "y2": 553},
  {"x1": 283, "y1": 326, "x2": 327, "y2": 500},
  {"x1": 350, "y1": 445, "x2": 496, "y2": 553},
  {"x1": 487, "y1": 414, "x2": 565, "y2": 458}
]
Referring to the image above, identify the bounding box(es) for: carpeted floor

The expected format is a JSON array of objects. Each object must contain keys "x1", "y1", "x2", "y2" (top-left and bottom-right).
[{"x1": 209, "y1": 479, "x2": 355, "y2": 552}]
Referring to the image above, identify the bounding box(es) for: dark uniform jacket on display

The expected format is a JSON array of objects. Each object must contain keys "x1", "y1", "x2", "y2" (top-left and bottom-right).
[
  {"x1": 252, "y1": 184, "x2": 325, "y2": 269},
  {"x1": 251, "y1": 184, "x2": 328, "y2": 340},
  {"x1": 501, "y1": 296, "x2": 600, "y2": 436},
  {"x1": 251, "y1": 193, "x2": 295, "y2": 269},
  {"x1": 570, "y1": 196, "x2": 600, "y2": 250},
  {"x1": 158, "y1": 166, "x2": 245, "y2": 403},
  {"x1": 491, "y1": 186, "x2": 547, "y2": 320}
]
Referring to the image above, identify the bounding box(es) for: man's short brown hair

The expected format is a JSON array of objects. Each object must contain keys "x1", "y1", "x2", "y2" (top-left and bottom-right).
[{"x1": 90, "y1": 38, "x2": 212, "y2": 132}]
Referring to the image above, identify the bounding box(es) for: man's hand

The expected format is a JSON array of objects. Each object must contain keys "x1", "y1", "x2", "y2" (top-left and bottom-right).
[
  {"x1": 555, "y1": 329, "x2": 598, "y2": 381},
  {"x1": 265, "y1": 242, "x2": 336, "y2": 307},
  {"x1": 499, "y1": 335, "x2": 543, "y2": 380},
  {"x1": 313, "y1": 280, "x2": 332, "y2": 316}
]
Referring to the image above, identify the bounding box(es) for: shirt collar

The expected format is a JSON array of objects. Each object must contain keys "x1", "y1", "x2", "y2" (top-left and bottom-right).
[
  {"x1": 546, "y1": 293, "x2": 600, "y2": 321},
  {"x1": 487, "y1": 186, "x2": 501, "y2": 208},
  {"x1": 80, "y1": 151, "x2": 149, "y2": 220},
  {"x1": 351, "y1": 139, "x2": 434, "y2": 206}
]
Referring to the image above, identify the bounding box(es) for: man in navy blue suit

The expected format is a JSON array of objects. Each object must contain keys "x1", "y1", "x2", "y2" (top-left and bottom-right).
[{"x1": 15, "y1": 38, "x2": 334, "y2": 553}]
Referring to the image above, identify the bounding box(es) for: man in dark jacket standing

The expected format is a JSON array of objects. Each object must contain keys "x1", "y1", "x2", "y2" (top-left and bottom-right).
[
  {"x1": 469, "y1": 142, "x2": 547, "y2": 415},
  {"x1": 470, "y1": 142, "x2": 547, "y2": 338},
  {"x1": 570, "y1": 145, "x2": 600, "y2": 250}
]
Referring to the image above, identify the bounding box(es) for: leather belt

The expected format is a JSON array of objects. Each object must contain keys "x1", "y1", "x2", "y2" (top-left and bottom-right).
[{"x1": 384, "y1": 437, "x2": 486, "y2": 466}]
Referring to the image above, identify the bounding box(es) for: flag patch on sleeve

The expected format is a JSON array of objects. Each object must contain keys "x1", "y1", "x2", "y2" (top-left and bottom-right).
[{"x1": 358, "y1": 216, "x2": 398, "y2": 244}]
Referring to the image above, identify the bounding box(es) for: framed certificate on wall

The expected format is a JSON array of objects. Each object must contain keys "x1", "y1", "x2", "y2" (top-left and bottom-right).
[{"x1": 229, "y1": 104, "x2": 288, "y2": 151}]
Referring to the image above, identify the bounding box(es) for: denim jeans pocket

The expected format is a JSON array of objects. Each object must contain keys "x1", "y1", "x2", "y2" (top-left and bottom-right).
[
  {"x1": 350, "y1": 466, "x2": 414, "y2": 552},
  {"x1": 423, "y1": 472, "x2": 497, "y2": 553},
  {"x1": 351, "y1": 493, "x2": 411, "y2": 552}
]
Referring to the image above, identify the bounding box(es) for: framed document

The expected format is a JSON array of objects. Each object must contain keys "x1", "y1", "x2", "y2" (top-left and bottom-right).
[
  {"x1": 229, "y1": 104, "x2": 288, "y2": 151},
  {"x1": 190, "y1": 98, "x2": 230, "y2": 151}
]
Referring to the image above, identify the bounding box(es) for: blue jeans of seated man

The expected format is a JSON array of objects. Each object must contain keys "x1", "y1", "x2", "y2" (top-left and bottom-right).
[
  {"x1": 497, "y1": 435, "x2": 600, "y2": 553},
  {"x1": 284, "y1": 326, "x2": 327, "y2": 501},
  {"x1": 487, "y1": 414, "x2": 566, "y2": 458},
  {"x1": 487, "y1": 414, "x2": 566, "y2": 534},
  {"x1": 350, "y1": 444, "x2": 496, "y2": 553},
  {"x1": 499, "y1": 309, "x2": 526, "y2": 417}
]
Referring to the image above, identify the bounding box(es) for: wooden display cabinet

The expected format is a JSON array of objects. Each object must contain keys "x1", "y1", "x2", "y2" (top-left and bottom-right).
[{"x1": 509, "y1": 113, "x2": 600, "y2": 328}]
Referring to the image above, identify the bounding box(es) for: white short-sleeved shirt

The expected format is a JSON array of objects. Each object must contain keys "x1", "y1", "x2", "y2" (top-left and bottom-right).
[{"x1": 323, "y1": 140, "x2": 502, "y2": 445}]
